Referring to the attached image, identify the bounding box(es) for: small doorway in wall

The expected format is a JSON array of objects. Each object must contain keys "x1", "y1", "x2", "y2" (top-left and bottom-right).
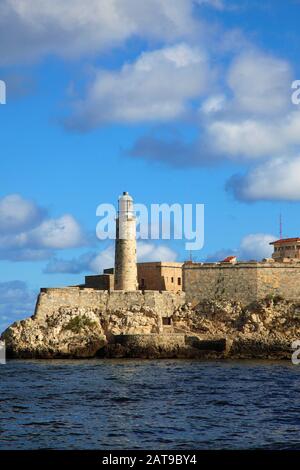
[{"x1": 162, "y1": 317, "x2": 172, "y2": 326}]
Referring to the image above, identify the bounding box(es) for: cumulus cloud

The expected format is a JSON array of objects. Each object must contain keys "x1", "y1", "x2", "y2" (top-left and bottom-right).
[
  {"x1": 126, "y1": 48, "x2": 298, "y2": 171},
  {"x1": 28, "y1": 214, "x2": 85, "y2": 249},
  {"x1": 208, "y1": 119, "x2": 281, "y2": 159},
  {"x1": 2, "y1": 3, "x2": 298, "y2": 203},
  {"x1": 0, "y1": 280, "x2": 37, "y2": 332},
  {"x1": 45, "y1": 241, "x2": 177, "y2": 274},
  {"x1": 129, "y1": 113, "x2": 300, "y2": 166},
  {"x1": 85, "y1": 246, "x2": 114, "y2": 274},
  {"x1": 208, "y1": 111, "x2": 300, "y2": 160},
  {"x1": 0, "y1": 193, "x2": 45, "y2": 234},
  {"x1": 0, "y1": 0, "x2": 199, "y2": 65},
  {"x1": 206, "y1": 233, "x2": 276, "y2": 262},
  {"x1": 227, "y1": 51, "x2": 292, "y2": 116},
  {"x1": 197, "y1": 51, "x2": 296, "y2": 161},
  {"x1": 227, "y1": 156, "x2": 300, "y2": 201},
  {"x1": 0, "y1": 194, "x2": 86, "y2": 261},
  {"x1": 137, "y1": 241, "x2": 177, "y2": 262},
  {"x1": 239, "y1": 233, "x2": 276, "y2": 260},
  {"x1": 201, "y1": 50, "x2": 298, "y2": 166},
  {"x1": 65, "y1": 43, "x2": 210, "y2": 130}
]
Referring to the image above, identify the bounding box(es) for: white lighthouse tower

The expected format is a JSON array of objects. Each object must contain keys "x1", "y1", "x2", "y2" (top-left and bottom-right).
[{"x1": 114, "y1": 192, "x2": 138, "y2": 291}]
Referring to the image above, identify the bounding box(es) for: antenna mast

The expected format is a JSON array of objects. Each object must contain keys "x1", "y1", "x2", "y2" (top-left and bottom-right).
[{"x1": 279, "y1": 213, "x2": 283, "y2": 240}]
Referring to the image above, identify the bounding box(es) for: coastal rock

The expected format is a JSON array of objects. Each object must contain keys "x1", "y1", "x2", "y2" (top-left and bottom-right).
[
  {"x1": 1, "y1": 295, "x2": 300, "y2": 360},
  {"x1": 2, "y1": 310, "x2": 107, "y2": 358}
]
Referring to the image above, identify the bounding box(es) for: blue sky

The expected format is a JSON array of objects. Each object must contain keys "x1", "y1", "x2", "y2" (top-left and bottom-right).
[{"x1": 1, "y1": 0, "x2": 300, "y2": 330}]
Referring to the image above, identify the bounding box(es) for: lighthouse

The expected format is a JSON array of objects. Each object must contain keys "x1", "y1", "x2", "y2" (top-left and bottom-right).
[{"x1": 114, "y1": 192, "x2": 138, "y2": 290}]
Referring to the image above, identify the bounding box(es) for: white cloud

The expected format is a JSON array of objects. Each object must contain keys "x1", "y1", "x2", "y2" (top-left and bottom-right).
[
  {"x1": 126, "y1": 47, "x2": 299, "y2": 177},
  {"x1": 89, "y1": 246, "x2": 115, "y2": 274},
  {"x1": 0, "y1": 193, "x2": 45, "y2": 234},
  {"x1": 227, "y1": 51, "x2": 292, "y2": 116},
  {"x1": 0, "y1": 0, "x2": 199, "y2": 65},
  {"x1": 137, "y1": 241, "x2": 177, "y2": 262},
  {"x1": 0, "y1": 194, "x2": 86, "y2": 261},
  {"x1": 45, "y1": 241, "x2": 178, "y2": 274},
  {"x1": 208, "y1": 119, "x2": 281, "y2": 158},
  {"x1": 239, "y1": 233, "x2": 276, "y2": 260},
  {"x1": 227, "y1": 156, "x2": 300, "y2": 201},
  {"x1": 203, "y1": 51, "x2": 297, "y2": 160},
  {"x1": 29, "y1": 214, "x2": 84, "y2": 249},
  {"x1": 207, "y1": 233, "x2": 276, "y2": 262},
  {"x1": 208, "y1": 111, "x2": 300, "y2": 160},
  {"x1": 201, "y1": 94, "x2": 226, "y2": 114},
  {"x1": 65, "y1": 43, "x2": 210, "y2": 130},
  {"x1": 45, "y1": 247, "x2": 114, "y2": 275},
  {"x1": 80, "y1": 241, "x2": 178, "y2": 273}
]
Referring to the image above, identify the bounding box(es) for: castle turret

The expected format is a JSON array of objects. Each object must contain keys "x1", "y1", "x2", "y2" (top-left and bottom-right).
[{"x1": 114, "y1": 192, "x2": 138, "y2": 290}]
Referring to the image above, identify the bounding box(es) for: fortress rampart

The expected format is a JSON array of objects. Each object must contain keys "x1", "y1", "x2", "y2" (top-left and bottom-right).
[
  {"x1": 183, "y1": 261, "x2": 300, "y2": 305},
  {"x1": 34, "y1": 287, "x2": 186, "y2": 321},
  {"x1": 183, "y1": 262, "x2": 300, "y2": 304},
  {"x1": 33, "y1": 261, "x2": 300, "y2": 322}
]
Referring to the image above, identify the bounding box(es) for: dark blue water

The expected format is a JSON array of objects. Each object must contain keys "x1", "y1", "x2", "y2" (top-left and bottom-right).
[{"x1": 1, "y1": 359, "x2": 300, "y2": 449}]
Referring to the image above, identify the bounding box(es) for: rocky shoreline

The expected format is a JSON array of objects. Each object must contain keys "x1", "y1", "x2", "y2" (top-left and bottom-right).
[{"x1": 1, "y1": 296, "x2": 299, "y2": 360}]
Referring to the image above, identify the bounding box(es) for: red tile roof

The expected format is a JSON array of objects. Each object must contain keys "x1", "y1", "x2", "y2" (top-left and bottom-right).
[
  {"x1": 270, "y1": 237, "x2": 300, "y2": 245},
  {"x1": 222, "y1": 255, "x2": 237, "y2": 262}
]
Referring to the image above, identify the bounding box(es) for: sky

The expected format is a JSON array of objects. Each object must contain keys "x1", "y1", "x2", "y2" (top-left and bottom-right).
[{"x1": 1, "y1": 0, "x2": 300, "y2": 330}]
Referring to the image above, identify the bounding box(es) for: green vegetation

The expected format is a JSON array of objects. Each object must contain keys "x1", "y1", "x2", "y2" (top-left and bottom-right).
[{"x1": 63, "y1": 315, "x2": 97, "y2": 334}]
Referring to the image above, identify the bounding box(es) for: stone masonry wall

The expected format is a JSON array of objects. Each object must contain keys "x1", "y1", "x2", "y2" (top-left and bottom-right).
[
  {"x1": 34, "y1": 287, "x2": 186, "y2": 321},
  {"x1": 257, "y1": 265, "x2": 300, "y2": 299},
  {"x1": 183, "y1": 262, "x2": 300, "y2": 305},
  {"x1": 183, "y1": 263, "x2": 258, "y2": 305}
]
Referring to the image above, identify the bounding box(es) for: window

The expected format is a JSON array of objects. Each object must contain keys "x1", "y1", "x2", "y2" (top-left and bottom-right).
[
  {"x1": 178, "y1": 277, "x2": 181, "y2": 286},
  {"x1": 162, "y1": 317, "x2": 172, "y2": 326},
  {"x1": 171, "y1": 277, "x2": 174, "y2": 283}
]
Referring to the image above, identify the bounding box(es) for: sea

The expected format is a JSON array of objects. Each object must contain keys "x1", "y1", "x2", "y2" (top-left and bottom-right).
[{"x1": 0, "y1": 359, "x2": 300, "y2": 450}]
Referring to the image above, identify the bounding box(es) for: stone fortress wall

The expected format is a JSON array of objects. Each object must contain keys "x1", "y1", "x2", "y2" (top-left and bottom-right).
[
  {"x1": 183, "y1": 261, "x2": 300, "y2": 305},
  {"x1": 35, "y1": 260, "x2": 300, "y2": 322},
  {"x1": 34, "y1": 261, "x2": 300, "y2": 322},
  {"x1": 34, "y1": 286, "x2": 186, "y2": 322}
]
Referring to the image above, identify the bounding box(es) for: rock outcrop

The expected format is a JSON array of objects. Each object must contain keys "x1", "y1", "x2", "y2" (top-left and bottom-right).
[
  {"x1": 2, "y1": 294, "x2": 299, "y2": 359},
  {"x1": 2, "y1": 309, "x2": 107, "y2": 358},
  {"x1": 172, "y1": 297, "x2": 300, "y2": 359}
]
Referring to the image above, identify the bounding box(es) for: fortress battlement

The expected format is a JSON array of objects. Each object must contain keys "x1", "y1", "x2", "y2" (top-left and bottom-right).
[{"x1": 183, "y1": 260, "x2": 300, "y2": 305}]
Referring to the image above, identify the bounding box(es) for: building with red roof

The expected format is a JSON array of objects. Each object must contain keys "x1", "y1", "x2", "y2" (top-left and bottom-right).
[
  {"x1": 222, "y1": 255, "x2": 237, "y2": 264},
  {"x1": 270, "y1": 238, "x2": 300, "y2": 261}
]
